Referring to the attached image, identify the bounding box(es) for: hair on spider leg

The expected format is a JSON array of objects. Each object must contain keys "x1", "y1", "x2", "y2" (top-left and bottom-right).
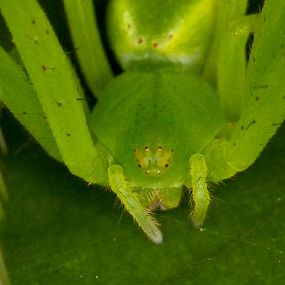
[
  {"x1": 246, "y1": 0, "x2": 265, "y2": 15},
  {"x1": 76, "y1": 97, "x2": 93, "y2": 102},
  {"x1": 245, "y1": 120, "x2": 256, "y2": 130},
  {"x1": 250, "y1": 85, "x2": 269, "y2": 90},
  {"x1": 65, "y1": 45, "x2": 82, "y2": 56},
  {"x1": 246, "y1": 33, "x2": 254, "y2": 63},
  {"x1": 10, "y1": 137, "x2": 33, "y2": 156},
  {"x1": 206, "y1": 182, "x2": 219, "y2": 202}
]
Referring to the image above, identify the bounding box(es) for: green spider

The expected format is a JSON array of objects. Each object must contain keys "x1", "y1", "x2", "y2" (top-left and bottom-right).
[{"x1": 0, "y1": 0, "x2": 284, "y2": 243}]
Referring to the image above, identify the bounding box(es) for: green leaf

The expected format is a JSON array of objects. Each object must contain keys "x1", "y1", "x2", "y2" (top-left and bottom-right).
[{"x1": 2, "y1": 116, "x2": 285, "y2": 284}]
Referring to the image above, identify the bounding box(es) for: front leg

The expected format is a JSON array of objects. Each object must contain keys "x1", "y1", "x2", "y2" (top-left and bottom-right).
[{"x1": 108, "y1": 165, "x2": 162, "y2": 244}]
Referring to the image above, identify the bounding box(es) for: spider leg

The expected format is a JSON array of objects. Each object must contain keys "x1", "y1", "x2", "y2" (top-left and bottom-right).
[
  {"x1": 203, "y1": 1, "x2": 285, "y2": 183},
  {"x1": 217, "y1": 15, "x2": 257, "y2": 121},
  {"x1": 108, "y1": 165, "x2": 163, "y2": 244},
  {"x1": 203, "y1": 0, "x2": 248, "y2": 84},
  {"x1": 0, "y1": 0, "x2": 110, "y2": 184},
  {"x1": 187, "y1": 154, "x2": 210, "y2": 227}
]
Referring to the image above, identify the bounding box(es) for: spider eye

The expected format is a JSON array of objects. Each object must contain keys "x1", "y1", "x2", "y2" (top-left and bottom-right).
[{"x1": 134, "y1": 145, "x2": 173, "y2": 176}]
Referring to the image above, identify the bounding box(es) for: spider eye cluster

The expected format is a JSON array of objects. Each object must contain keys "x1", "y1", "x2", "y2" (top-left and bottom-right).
[{"x1": 134, "y1": 145, "x2": 174, "y2": 176}]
